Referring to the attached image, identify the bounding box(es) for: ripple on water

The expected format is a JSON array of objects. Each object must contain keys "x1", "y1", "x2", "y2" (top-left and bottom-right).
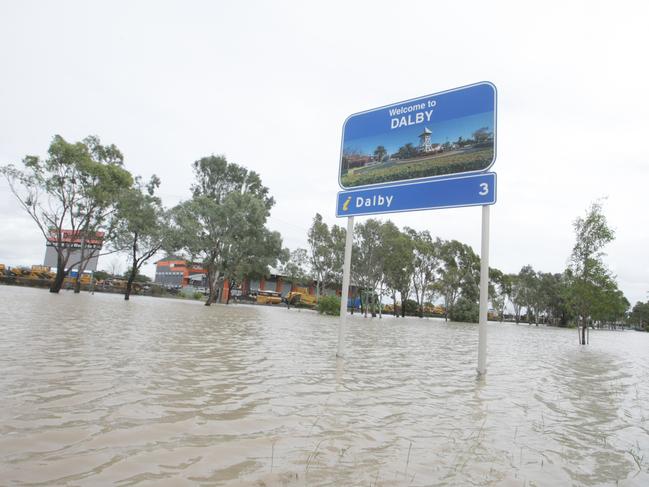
[{"x1": 1, "y1": 286, "x2": 649, "y2": 486}]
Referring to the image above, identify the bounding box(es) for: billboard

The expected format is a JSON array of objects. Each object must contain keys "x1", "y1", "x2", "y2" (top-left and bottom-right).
[
  {"x1": 339, "y1": 82, "x2": 496, "y2": 189},
  {"x1": 44, "y1": 229, "x2": 104, "y2": 271}
]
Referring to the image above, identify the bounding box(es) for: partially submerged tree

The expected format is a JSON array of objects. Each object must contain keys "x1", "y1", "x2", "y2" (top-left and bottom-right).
[
  {"x1": 114, "y1": 175, "x2": 167, "y2": 300},
  {"x1": 307, "y1": 213, "x2": 333, "y2": 300},
  {"x1": 1, "y1": 135, "x2": 132, "y2": 293},
  {"x1": 405, "y1": 228, "x2": 441, "y2": 318},
  {"x1": 437, "y1": 239, "x2": 480, "y2": 321},
  {"x1": 382, "y1": 222, "x2": 414, "y2": 317},
  {"x1": 353, "y1": 219, "x2": 384, "y2": 317},
  {"x1": 567, "y1": 200, "x2": 616, "y2": 344},
  {"x1": 169, "y1": 155, "x2": 279, "y2": 305}
]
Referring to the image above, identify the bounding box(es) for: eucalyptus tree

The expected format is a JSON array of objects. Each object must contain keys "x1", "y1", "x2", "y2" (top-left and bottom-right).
[
  {"x1": 307, "y1": 213, "x2": 333, "y2": 300},
  {"x1": 328, "y1": 223, "x2": 347, "y2": 287},
  {"x1": 589, "y1": 282, "x2": 628, "y2": 328},
  {"x1": 508, "y1": 273, "x2": 525, "y2": 324},
  {"x1": 170, "y1": 155, "x2": 278, "y2": 305},
  {"x1": 535, "y1": 272, "x2": 571, "y2": 326},
  {"x1": 437, "y1": 239, "x2": 480, "y2": 321},
  {"x1": 567, "y1": 200, "x2": 616, "y2": 344},
  {"x1": 114, "y1": 175, "x2": 167, "y2": 300},
  {"x1": 630, "y1": 301, "x2": 649, "y2": 331},
  {"x1": 280, "y1": 248, "x2": 311, "y2": 287},
  {"x1": 405, "y1": 228, "x2": 441, "y2": 318},
  {"x1": 518, "y1": 265, "x2": 540, "y2": 324},
  {"x1": 1, "y1": 135, "x2": 132, "y2": 293},
  {"x1": 382, "y1": 223, "x2": 415, "y2": 317},
  {"x1": 489, "y1": 268, "x2": 508, "y2": 322},
  {"x1": 353, "y1": 219, "x2": 384, "y2": 317}
]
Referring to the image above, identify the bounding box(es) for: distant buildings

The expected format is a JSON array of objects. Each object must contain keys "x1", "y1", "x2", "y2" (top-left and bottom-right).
[
  {"x1": 154, "y1": 256, "x2": 208, "y2": 288},
  {"x1": 153, "y1": 256, "x2": 339, "y2": 303}
]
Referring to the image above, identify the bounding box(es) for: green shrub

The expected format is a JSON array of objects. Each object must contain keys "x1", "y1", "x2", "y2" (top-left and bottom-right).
[
  {"x1": 449, "y1": 297, "x2": 479, "y2": 323},
  {"x1": 402, "y1": 299, "x2": 419, "y2": 316},
  {"x1": 317, "y1": 295, "x2": 341, "y2": 316},
  {"x1": 193, "y1": 292, "x2": 203, "y2": 300}
]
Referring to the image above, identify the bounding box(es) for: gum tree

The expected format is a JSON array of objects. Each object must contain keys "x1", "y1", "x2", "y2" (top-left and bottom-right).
[
  {"x1": 567, "y1": 200, "x2": 616, "y2": 344},
  {"x1": 1, "y1": 135, "x2": 132, "y2": 293},
  {"x1": 307, "y1": 213, "x2": 333, "y2": 301},
  {"x1": 113, "y1": 175, "x2": 167, "y2": 300},
  {"x1": 169, "y1": 155, "x2": 278, "y2": 306}
]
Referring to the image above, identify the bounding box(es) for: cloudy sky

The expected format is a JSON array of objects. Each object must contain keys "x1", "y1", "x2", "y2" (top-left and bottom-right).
[{"x1": 1, "y1": 0, "x2": 648, "y2": 304}]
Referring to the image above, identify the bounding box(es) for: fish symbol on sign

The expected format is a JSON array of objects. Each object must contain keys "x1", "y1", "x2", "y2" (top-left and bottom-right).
[{"x1": 342, "y1": 196, "x2": 352, "y2": 211}]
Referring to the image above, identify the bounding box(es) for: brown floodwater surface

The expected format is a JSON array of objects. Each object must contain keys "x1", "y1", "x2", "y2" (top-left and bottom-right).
[{"x1": 1, "y1": 286, "x2": 648, "y2": 486}]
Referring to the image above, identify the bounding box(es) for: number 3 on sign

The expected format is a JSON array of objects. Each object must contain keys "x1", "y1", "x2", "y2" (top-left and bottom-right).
[{"x1": 479, "y1": 182, "x2": 489, "y2": 196}]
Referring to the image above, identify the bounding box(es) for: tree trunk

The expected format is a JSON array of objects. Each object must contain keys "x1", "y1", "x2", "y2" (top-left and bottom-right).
[
  {"x1": 50, "y1": 252, "x2": 68, "y2": 293},
  {"x1": 393, "y1": 294, "x2": 398, "y2": 317},
  {"x1": 205, "y1": 269, "x2": 218, "y2": 306},
  {"x1": 125, "y1": 264, "x2": 137, "y2": 301},
  {"x1": 51, "y1": 266, "x2": 66, "y2": 293},
  {"x1": 125, "y1": 232, "x2": 139, "y2": 301},
  {"x1": 226, "y1": 279, "x2": 234, "y2": 305},
  {"x1": 73, "y1": 233, "x2": 88, "y2": 294}
]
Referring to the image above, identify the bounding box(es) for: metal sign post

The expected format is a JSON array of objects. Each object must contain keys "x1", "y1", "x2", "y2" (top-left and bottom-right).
[
  {"x1": 337, "y1": 216, "x2": 354, "y2": 358},
  {"x1": 477, "y1": 205, "x2": 490, "y2": 375}
]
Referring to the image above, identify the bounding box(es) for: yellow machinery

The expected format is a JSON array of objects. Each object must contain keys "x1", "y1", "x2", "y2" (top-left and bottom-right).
[
  {"x1": 256, "y1": 290, "x2": 282, "y2": 305},
  {"x1": 12, "y1": 267, "x2": 32, "y2": 278},
  {"x1": 30, "y1": 265, "x2": 54, "y2": 280},
  {"x1": 285, "y1": 287, "x2": 318, "y2": 307},
  {"x1": 64, "y1": 273, "x2": 93, "y2": 286}
]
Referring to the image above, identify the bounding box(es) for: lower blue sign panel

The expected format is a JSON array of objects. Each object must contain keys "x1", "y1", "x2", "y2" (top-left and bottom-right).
[{"x1": 336, "y1": 172, "x2": 496, "y2": 217}]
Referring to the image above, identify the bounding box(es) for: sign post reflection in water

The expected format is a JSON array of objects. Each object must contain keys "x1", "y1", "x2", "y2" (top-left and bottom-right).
[{"x1": 335, "y1": 82, "x2": 497, "y2": 376}]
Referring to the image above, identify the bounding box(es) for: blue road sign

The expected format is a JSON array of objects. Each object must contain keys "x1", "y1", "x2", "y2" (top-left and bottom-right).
[
  {"x1": 336, "y1": 172, "x2": 496, "y2": 218},
  {"x1": 339, "y1": 82, "x2": 497, "y2": 190}
]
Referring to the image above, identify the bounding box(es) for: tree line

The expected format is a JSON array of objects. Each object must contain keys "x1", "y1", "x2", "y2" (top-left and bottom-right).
[
  {"x1": 2, "y1": 135, "x2": 284, "y2": 302},
  {"x1": 293, "y1": 201, "x2": 634, "y2": 339},
  {"x1": 2, "y1": 135, "x2": 644, "y2": 338}
]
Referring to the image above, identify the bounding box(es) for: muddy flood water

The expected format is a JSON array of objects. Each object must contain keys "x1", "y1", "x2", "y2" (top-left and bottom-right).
[{"x1": 1, "y1": 286, "x2": 648, "y2": 486}]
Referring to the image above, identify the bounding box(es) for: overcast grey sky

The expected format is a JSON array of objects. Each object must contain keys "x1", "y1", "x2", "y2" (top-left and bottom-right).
[{"x1": 1, "y1": 0, "x2": 648, "y2": 304}]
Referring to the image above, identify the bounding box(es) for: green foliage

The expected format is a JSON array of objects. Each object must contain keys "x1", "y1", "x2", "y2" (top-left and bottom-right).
[
  {"x1": 169, "y1": 155, "x2": 282, "y2": 305},
  {"x1": 449, "y1": 297, "x2": 479, "y2": 323},
  {"x1": 382, "y1": 222, "x2": 415, "y2": 310},
  {"x1": 567, "y1": 200, "x2": 623, "y2": 337},
  {"x1": 437, "y1": 239, "x2": 480, "y2": 318},
  {"x1": 308, "y1": 213, "x2": 333, "y2": 298},
  {"x1": 317, "y1": 295, "x2": 340, "y2": 316},
  {"x1": 114, "y1": 179, "x2": 167, "y2": 300},
  {"x1": 402, "y1": 299, "x2": 419, "y2": 316},
  {"x1": 405, "y1": 228, "x2": 441, "y2": 317},
  {"x1": 93, "y1": 270, "x2": 111, "y2": 281},
  {"x1": 280, "y1": 248, "x2": 310, "y2": 285},
  {"x1": 1, "y1": 135, "x2": 133, "y2": 293},
  {"x1": 193, "y1": 292, "x2": 203, "y2": 300},
  {"x1": 630, "y1": 301, "x2": 649, "y2": 331}
]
